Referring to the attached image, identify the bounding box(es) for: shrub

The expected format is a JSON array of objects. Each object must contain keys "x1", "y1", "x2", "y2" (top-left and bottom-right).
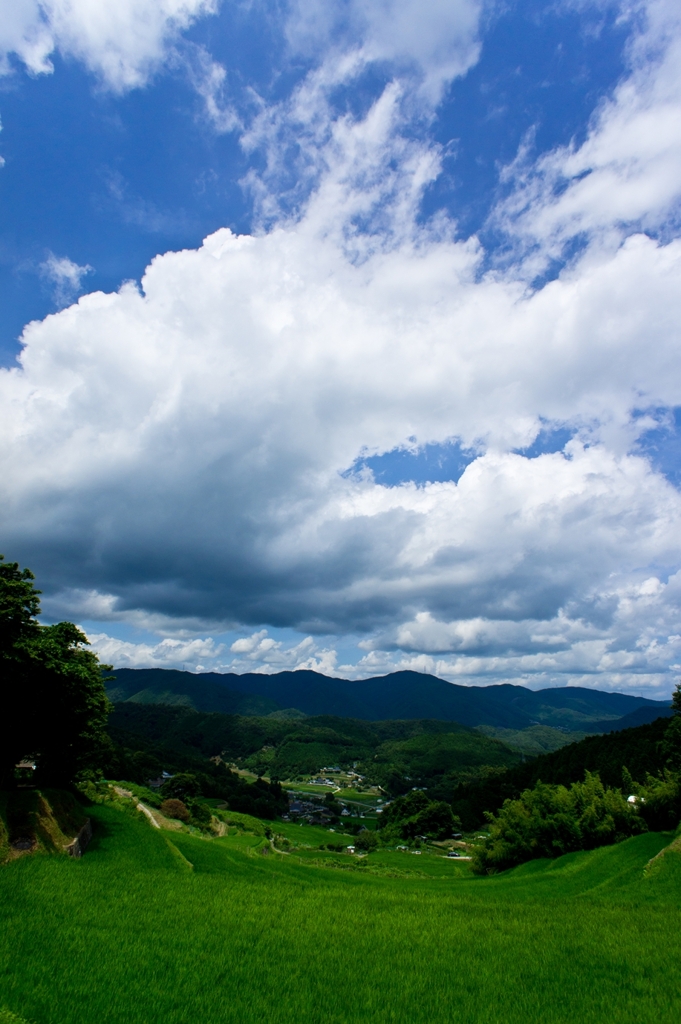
[
  {"x1": 473, "y1": 772, "x2": 646, "y2": 874},
  {"x1": 187, "y1": 799, "x2": 212, "y2": 828},
  {"x1": 378, "y1": 791, "x2": 458, "y2": 840},
  {"x1": 634, "y1": 771, "x2": 681, "y2": 832},
  {"x1": 160, "y1": 773, "x2": 202, "y2": 801},
  {"x1": 160, "y1": 799, "x2": 190, "y2": 822},
  {"x1": 354, "y1": 829, "x2": 379, "y2": 852}
]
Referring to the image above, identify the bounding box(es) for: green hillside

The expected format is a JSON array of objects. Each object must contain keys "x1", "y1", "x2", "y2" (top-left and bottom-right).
[
  {"x1": 108, "y1": 703, "x2": 522, "y2": 790},
  {"x1": 449, "y1": 714, "x2": 677, "y2": 828},
  {"x1": 107, "y1": 668, "x2": 279, "y2": 716},
  {"x1": 476, "y1": 723, "x2": 589, "y2": 755},
  {"x1": 0, "y1": 799, "x2": 679, "y2": 1024}
]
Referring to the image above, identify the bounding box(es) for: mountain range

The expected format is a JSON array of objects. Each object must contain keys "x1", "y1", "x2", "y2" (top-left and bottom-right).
[{"x1": 107, "y1": 668, "x2": 672, "y2": 733}]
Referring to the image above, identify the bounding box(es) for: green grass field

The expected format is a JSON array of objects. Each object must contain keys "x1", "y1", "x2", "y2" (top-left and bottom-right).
[{"x1": 1, "y1": 803, "x2": 679, "y2": 1024}]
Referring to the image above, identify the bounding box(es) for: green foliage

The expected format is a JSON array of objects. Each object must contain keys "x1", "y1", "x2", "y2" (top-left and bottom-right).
[
  {"x1": 476, "y1": 724, "x2": 589, "y2": 756},
  {"x1": 0, "y1": 1009, "x2": 31, "y2": 1024},
  {"x1": 101, "y1": 733, "x2": 288, "y2": 819},
  {"x1": 631, "y1": 771, "x2": 681, "y2": 832},
  {"x1": 366, "y1": 729, "x2": 520, "y2": 793},
  {"x1": 0, "y1": 556, "x2": 112, "y2": 788},
  {"x1": 473, "y1": 772, "x2": 646, "y2": 874},
  {"x1": 187, "y1": 799, "x2": 212, "y2": 829},
  {"x1": 451, "y1": 715, "x2": 675, "y2": 830},
  {"x1": 108, "y1": 702, "x2": 520, "y2": 795},
  {"x1": 661, "y1": 716, "x2": 681, "y2": 769},
  {"x1": 671, "y1": 681, "x2": 681, "y2": 716},
  {"x1": 379, "y1": 790, "x2": 458, "y2": 841},
  {"x1": 0, "y1": 556, "x2": 41, "y2": 650},
  {"x1": 353, "y1": 829, "x2": 379, "y2": 852},
  {"x1": 161, "y1": 773, "x2": 202, "y2": 800}
]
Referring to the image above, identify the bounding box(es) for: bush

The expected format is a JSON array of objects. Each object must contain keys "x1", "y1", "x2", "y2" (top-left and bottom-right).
[
  {"x1": 354, "y1": 829, "x2": 379, "y2": 852},
  {"x1": 633, "y1": 771, "x2": 681, "y2": 832},
  {"x1": 473, "y1": 772, "x2": 646, "y2": 875},
  {"x1": 160, "y1": 799, "x2": 190, "y2": 822},
  {"x1": 378, "y1": 791, "x2": 458, "y2": 840},
  {"x1": 187, "y1": 799, "x2": 212, "y2": 828},
  {"x1": 161, "y1": 773, "x2": 202, "y2": 800}
]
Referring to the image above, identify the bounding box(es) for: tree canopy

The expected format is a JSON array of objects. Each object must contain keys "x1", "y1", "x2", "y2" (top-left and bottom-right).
[{"x1": 0, "y1": 555, "x2": 112, "y2": 788}]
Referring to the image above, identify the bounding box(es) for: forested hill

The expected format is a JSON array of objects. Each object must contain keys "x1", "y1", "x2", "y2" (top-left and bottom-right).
[
  {"x1": 108, "y1": 667, "x2": 671, "y2": 732},
  {"x1": 107, "y1": 702, "x2": 522, "y2": 790},
  {"x1": 447, "y1": 715, "x2": 677, "y2": 828}
]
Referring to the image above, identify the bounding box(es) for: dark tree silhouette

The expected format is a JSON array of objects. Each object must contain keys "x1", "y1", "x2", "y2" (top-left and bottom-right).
[{"x1": 0, "y1": 555, "x2": 112, "y2": 788}]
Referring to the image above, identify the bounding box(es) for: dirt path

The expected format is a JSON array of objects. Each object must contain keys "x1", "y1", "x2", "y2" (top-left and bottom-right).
[
  {"x1": 137, "y1": 803, "x2": 161, "y2": 829},
  {"x1": 112, "y1": 787, "x2": 162, "y2": 830}
]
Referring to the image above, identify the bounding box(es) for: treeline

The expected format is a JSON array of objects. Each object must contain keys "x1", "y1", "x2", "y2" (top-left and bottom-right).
[
  {"x1": 470, "y1": 694, "x2": 681, "y2": 873},
  {"x1": 472, "y1": 767, "x2": 681, "y2": 874},
  {"x1": 103, "y1": 741, "x2": 289, "y2": 820}
]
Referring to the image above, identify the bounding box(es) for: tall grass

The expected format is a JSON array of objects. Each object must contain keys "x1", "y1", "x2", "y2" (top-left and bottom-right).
[{"x1": 0, "y1": 804, "x2": 679, "y2": 1024}]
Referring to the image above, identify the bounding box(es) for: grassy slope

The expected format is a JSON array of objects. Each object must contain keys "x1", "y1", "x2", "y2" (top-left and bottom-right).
[{"x1": 0, "y1": 804, "x2": 679, "y2": 1024}]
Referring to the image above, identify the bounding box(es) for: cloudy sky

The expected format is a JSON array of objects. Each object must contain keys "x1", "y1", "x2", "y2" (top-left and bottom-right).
[{"x1": 1, "y1": 0, "x2": 681, "y2": 696}]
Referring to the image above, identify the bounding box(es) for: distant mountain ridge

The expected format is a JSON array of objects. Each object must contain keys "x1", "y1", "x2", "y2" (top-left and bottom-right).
[{"x1": 107, "y1": 668, "x2": 671, "y2": 733}]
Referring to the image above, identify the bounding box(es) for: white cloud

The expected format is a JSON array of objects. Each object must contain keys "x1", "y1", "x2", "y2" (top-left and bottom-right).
[
  {"x1": 2, "y1": 194, "x2": 681, "y2": 694},
  {"x1": 285, "y1": 0, "x2": 482, "y2": 101},
  {"x1": 86, "y1": 627, "x2": 338, "y2": 675},
  {"x1": 87, "y1": 632, "x2": 225, "y2": 671},
  {"x1": 40, "y1": 253, "x2": 92, "y2": 306},
  {"x1": 228, "y1": 630, "x2": 338, "y2": 675},
  {"x1": 496, "y1": 0, "x2": 681, "y2": 271},
  {"x1": 0, "y1": 0, "x2": 218, "y2": 91}
]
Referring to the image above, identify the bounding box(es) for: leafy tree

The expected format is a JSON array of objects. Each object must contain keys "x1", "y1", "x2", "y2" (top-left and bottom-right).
[
  {"x1": 661, "y1": 717, "x2": 681, "y2": 770},
  {"x1": 671, "y1": 681, "x2": 681, "y2": 716},
  {"x1": 472, "y1": 772, "x2": 646, "y2": 874},
  {"x1": 187, "y1": 798, "x2": 212, "y2": 828},
  {"x1": 161, "y1": 772, "x2": 202, "y2": 800},
  {"x1": 0, "y1": 556, "x2": 112, "y2": 788},
  {"x1": 378, "y1": 790, "x2": 457, "y2": 841},
  {"x1": 629, "y1": 770, "x2": 681, "y2": 831},
  {"x1": 354, "y1": 829, "x2": 379, "y2": 852}
]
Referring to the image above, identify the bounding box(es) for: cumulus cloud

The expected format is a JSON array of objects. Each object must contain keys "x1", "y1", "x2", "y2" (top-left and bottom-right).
[
  {"x1": 0, "y1": 0, "x2": 218, "y2": 91},
  {"x1": 3, "y1": 206, "x2": 681, "y2": 668},
  {"x1": 87, "y1": 632, "x2": 225, "y2": 672},
  {"x1": 86, "y1": 627, "x2": 337, "y2": 675},
  {"x1": 228, "y1": 630, "x2": 338, "y2": 675}
]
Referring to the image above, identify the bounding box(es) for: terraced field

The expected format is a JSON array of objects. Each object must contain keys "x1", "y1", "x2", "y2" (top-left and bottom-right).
[{"x1": 0, "y1": 803, "x2": 679, "y2": 1024}]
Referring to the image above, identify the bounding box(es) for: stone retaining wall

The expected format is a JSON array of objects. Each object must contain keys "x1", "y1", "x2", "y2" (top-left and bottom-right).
[{"x1": 65, "y1": 818, "x2": 93, "y2": 858}]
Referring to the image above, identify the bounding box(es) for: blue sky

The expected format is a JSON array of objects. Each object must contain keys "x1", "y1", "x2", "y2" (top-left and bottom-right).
[{"x1": 1, "y1": 0, "x2": 681, "y2": 696}]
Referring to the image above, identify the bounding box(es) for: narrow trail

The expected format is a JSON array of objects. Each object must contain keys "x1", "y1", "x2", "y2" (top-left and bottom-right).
[
  {"x1": 137, "y1": 803, "x2": 161, "y2": 829},
  {"x1": 112, "y1": 787, "x2": 161, "y2": 830}
]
